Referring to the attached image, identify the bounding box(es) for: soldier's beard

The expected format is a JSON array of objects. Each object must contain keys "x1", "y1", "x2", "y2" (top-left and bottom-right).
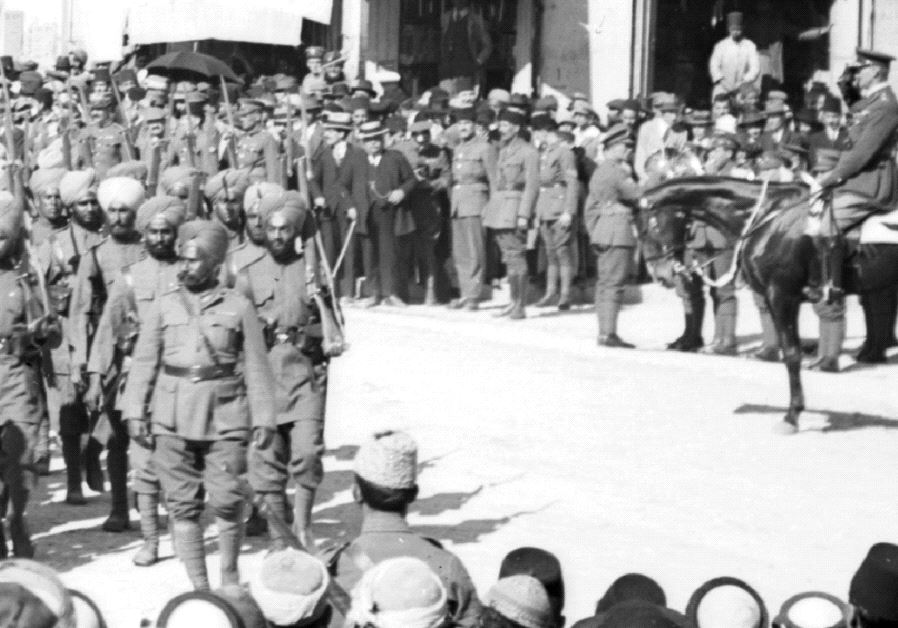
[
  {"x1": 267, "y1": 239, "x2": 293, "y2": 260},
  {"x1": 72, "y1": 207, "x2": 103, "y2": 231},
  {"x1": 147, "y1": 241, "x2": 176, "y2": 260}
]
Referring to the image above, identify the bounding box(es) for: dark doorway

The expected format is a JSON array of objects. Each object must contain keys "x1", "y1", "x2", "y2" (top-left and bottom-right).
[{"x1": 651, "y1": 0, "x2": 832, "y2": 108}]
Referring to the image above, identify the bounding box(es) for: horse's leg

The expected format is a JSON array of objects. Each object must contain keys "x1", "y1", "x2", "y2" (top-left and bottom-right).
[{"x1": 767, "y1": 285, "x2": 804, "y2": 433}]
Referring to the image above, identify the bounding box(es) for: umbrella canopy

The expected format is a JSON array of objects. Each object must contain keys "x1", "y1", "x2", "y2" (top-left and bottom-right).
[{"x1": 145, "y1": 51, "x2": 240, "y2": 83}]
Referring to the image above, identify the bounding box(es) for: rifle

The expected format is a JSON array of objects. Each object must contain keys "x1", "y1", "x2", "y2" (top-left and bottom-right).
[
  {"x1": 110, "y1": 80, "x2": 136, "y2": 161},
  {"x1": 219, "y1": 75, "x2": 238, "y2": 166},
  {"x1": 0, "y1": 62, "x2": 19, "y2": 192},
  {"x1": 183, "y1": 108, "x2": 198, "y2": 169},
  {"x1": 146, "y1": 140, "x2": 163, "y2": 196},
  {"x1": 285, "y1": 92, "x2": 295, "y2": 180},
  {"x1": 185, "y1": 169, "x2": 204, "y2": 220}
]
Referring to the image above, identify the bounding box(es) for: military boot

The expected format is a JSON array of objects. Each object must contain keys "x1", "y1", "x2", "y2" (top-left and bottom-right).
[
  {"x1": 754, "y1": 308, "x2": 781, "y2": 362},
  {"x1": 62, "y1": 435, "x2": 87, "y2": 506},
  {"x1": 133, "y1": 493, "x2": 160, "y2": 567},
  {"x1": 667, "y1": 314, "x2": 693, "y2": 350},
  {"x1": 494, "y1": 275, "x2": 518, "y2": 318},
  {"x1": 557, "y1": 264, "x2": 573, "y2": 311},
  {"x1": 217, "y1": 515, "x2": 243, "y2": 587},
  {"x1": 508, "y1": 274, "x2": 527, "y2": 320},
  {"x1": 260, "y1": 492, "x2": 290, "y2": 551},
  {"x1": 535, "y1": 265, "x2": 559, "y2": 307},
  {"x1": 809, "y1": 318, "x2": 843, "y2": 372},
  {"x1": 101, "y1": 439, "x2": 130, "y2": 532},
  {"x1": 172, "y1": 518, "x2": 209, "y2": 590},
  {"x1": 83, "y1": 437, "x2": 105, "y2": 493},
  {"x1": 293, "y1": 486, "x2": 317, "y2": 550},
  {"x1": 705, "y1": 312, "x2": 737, "y2": 355},
  {"x1": 8, "y1": 486, "x2": 33, "y2": 558}
]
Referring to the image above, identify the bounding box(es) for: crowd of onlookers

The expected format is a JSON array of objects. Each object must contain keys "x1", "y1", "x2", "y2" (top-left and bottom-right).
[{"x1": 2, "y1": 429, "x2": 897, "y2": 628}]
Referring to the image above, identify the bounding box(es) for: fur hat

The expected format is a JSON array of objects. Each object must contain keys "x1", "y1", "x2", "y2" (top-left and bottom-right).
[{"x1": 354, "y1": 431, "x2": 418, "y2": 489}]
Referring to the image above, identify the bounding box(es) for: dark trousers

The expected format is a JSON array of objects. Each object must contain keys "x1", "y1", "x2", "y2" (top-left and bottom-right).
[
  {"x1": 685, "y1": 248, "x2": 736, "y2": 316},
  {"x1": 154, "y1": 436, "x2": 247, "y2": 521},
  {"x1": 494, "y1": 229, "x2": 528, "y2": 276},
  {"x1": 452, "y1": 216, "x2": 486, "y2": 302},
  {"x1": 594, "y1": 245, "x2": 634, "y2": 336},
  {"x1": 249, "y1": 417, "x2": 325, "y2": 494},
  {"x1": 362, "y1": 205, "x2": 399, "y2": 299}
]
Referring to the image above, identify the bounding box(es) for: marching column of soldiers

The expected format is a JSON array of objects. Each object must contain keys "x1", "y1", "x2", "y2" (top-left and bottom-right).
[{"x1": 0, "y1": 38, "x2": 896, "y2": 587}]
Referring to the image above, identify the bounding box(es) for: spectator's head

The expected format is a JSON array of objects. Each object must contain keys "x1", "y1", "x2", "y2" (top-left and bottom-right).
[
  {"x1": 621, "y1": 100, "x2": 641, "y2": 128},
  {"x1": 764, "y1": 102, "x2": 787, "y2": 132},
  {"x1": 820, "y1": 96, "x2": 842, "y2": 130},
  {"x1": 686, "y1": 577, "x2": 767, "y2": 628},
  {"x1": 598, "y1": 600, "x2": 687, "y2": 628},
  {"x1": 323, "y1": 111, "x2": 354, "y2": 145},
  {"x1": 499, "y1": 548, "x2": 565, "y2": 626},
  {"x1": 849, "y1": 542, "x2": 898, "y2": 628},
  {"x1": 347, "y1": 557, "x2": 448, "y2": 628},
  {"x1": 250, "y1": 548, "x2": 331, "y2": 627},
  {"x1": 353, "y1": 430, "x2": 419, "y2": 513},
  {"x1": 485, "y1": 575, "x2": 555, "y2": 628},
  {"x1": 498, "y1": 109, "x2": 527, "y2": 143},
  {"x1": 595, "y1": 573, "x2": 666, "y2": 614},
  {"x1": 0, "y1": 558, "x2": 76, "y2": 628},
  {"x1": 155, "y1": 589, "x2": 266, "y2": 628},
  {"x1": 306, "y1": 46, "x2": 324, "y2": 75},
  {"x1": 712, "y1": 94, "x2": 732, "y2": 119},
  {"x1": 531, "y1": 117, "x2": 559, "y2": 149},
  {"x1": 453, "y1": 107, "x2": 476, "y2": 140},
  {"x1": 727, "y1": 12, "x2": 744, "y2": 40},
  {"x1": 773, "y1": 592, "x2": 848, "y2": 628},
  {"x1": 854, "y1": 49, "x2": 893, "y2": 92},
  {"x1": 602, "y1": 123, "x2": 635, "y2": 163}
]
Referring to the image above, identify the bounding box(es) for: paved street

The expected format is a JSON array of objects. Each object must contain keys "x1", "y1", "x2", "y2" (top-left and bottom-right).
[{"x1": 31, "y1": 284, "x2": 898, "y2": 625}]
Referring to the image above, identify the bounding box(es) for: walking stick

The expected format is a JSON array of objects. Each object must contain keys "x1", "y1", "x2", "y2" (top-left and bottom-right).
[{"x1": 332, "y1": 218, "x2": 356, "y2": 278}]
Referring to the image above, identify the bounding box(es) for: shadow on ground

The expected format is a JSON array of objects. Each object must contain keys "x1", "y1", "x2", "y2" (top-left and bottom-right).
[{"x1": 734, "y1": 403, "x2": 898, "y2": 432}]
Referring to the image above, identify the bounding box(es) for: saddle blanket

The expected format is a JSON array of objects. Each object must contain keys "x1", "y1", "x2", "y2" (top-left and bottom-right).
[{"x1": 860, "y1": 208, "x2": 898, "y2": 244}]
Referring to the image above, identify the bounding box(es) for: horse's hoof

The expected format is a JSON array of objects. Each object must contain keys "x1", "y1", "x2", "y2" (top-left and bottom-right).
[{"x1": 773, "y1": 421, "x2": 799, "y2": 435}]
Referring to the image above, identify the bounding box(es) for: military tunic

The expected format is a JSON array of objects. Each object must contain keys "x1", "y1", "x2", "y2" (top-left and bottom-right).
[
  {"x1": 121, "y1": 284, "x2": 276, "y2": 521},
  {"x1": 483, "y1": 136, "x2": 539, "y2": 275},
  {"x1": 76, "y1": 122, "x2": 127, "y2": 179},
  {"x1": 536, "y1": 141, "x2": 579, "y2": 267},
  {"x1": 239, "y1": 253, "x2": 327, "y2": 494},
  {"x1": 168, "y1": 122, "x2": 220, "y2": 177},
  {"x1": 450, "y1": 135, "x2": 495, "y2": 303},
  {"x1": 234, "y1": 129, "x2": 281, "y2": 186}
]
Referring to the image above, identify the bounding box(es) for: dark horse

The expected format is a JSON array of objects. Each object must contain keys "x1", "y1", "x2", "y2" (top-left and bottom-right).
[{"x1": 638, "y1": 176, "x2": 898, "y2": 433}]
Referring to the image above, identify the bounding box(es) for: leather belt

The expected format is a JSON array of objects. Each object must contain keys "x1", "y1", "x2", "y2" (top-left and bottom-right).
[
  {"x1": 272, "y1": 327, "x2": 304, "y2": 346},
  {"x1": 540, "y1": 183, "x2": 567, "y2": 190},
  {"x1": 498, "y1": 182, "x2": 526, "y2": 192},
  {"x1": 163, "y1": 363, "x2": 237, "y2": 382}
]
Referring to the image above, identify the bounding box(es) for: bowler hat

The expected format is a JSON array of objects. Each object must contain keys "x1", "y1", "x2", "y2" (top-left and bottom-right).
[
  {"x1": 357, "y1": 120, "x2": 388, "y2": 141},
  {"x1": 849, "y1": 542, "x2": 898, "y2": 622},
  {"x1": 351, "y1": 79, "x2": 376, "y2": 96},
  {"x1": 305, "y1": 46, "x2": 325, "y2": 60}
]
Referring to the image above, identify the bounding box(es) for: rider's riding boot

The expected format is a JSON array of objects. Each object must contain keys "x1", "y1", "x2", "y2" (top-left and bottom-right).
[
  {"x1": 667, "y1": 314, "x2": 692, "y2": 350},
  {"x1": 101, "y1": 437, "x2": 130, "y2": 532},
  {"x1": 809, "y1": 318, "x2": 843, "y2": 372},
  {"x1": 172, "y1": 518, "x2": 209, "y2": 590},
  {"x1": 857, "y1": 314, "x2": 890, "y2": 364},
  {"x1": 536, "y1": 265, "x2": 559, "y2": 307},
  {"x1": 825, "y1": 239, "x2": 845, "y2": 303},
  {"x1": 62, "y1": 434, "x2": 87, "y2": 505},
  {"x1": 802, "y1": 238, "x2": 826, "y2": 302}
]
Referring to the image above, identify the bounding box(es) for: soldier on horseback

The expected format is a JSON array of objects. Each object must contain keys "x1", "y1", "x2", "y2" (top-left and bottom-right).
[{"x1": 809, "y1": 48, "x2": 898, "y2": 304}]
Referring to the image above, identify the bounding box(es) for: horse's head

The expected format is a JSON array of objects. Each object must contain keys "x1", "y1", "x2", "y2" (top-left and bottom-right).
[{"x1": 638, "y1": 185, "x2": 690, "y2": 288}]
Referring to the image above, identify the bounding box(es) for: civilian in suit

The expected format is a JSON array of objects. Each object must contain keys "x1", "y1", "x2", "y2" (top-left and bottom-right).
[
  {"x1": 634, "y1": 94, "x2": 687, "y2": 182},
  {"x1": 760, "y1": 101, "x2": 803, "y2": 152},
  {"x1": 309, "y1": 111, "x2": 368, "y2": 301},
  {"x1": 808, "y1": 95, "x2": 850, "y2": 169},
  {"x1": 357, "y1": 120, "x2": 418, "y2": 307}
]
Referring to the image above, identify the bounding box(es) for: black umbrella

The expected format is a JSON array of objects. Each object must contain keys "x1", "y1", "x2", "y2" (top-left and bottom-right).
[{"x1": 145, "y1": 51, "x2": 240, "y2": 83}]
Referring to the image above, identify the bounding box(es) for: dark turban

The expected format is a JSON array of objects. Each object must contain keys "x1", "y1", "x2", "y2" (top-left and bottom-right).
[{"x1": 136, "y1": 196, "x2": 187, "y2": 232}]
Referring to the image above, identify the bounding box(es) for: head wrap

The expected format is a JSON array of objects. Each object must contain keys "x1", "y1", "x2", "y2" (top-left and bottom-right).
[
  {"x1": 178, "y1": 220, "x2": 229, "y2": 266},
  {"x1": 205, "y1": 168, "x2": 251, "y2": 203},
  {"x1": 107, "y1": 160, "x2": 148, "y2": 181},
  {"x1": 498, "y1": 548, "x2": 564, "y2": 617},
  {"x1": 486, "y1": 576, "x2": 554, "y2": 628},
  {"x1": 347, "y1": 557, "x2": 447, "y2": 628},
  {"x1": 160, "y1": 166, "x2": 200, "y2": 198},
  {"x1": 595, "y1": 573, "x2": 666, "y2": 613},
  {"x1": 686, "y1": 578, "x2": 767, "y2": 628},
  {"x1": 136, "y1": 196, "x2": 187, "y2": 231},
  {"x1": 97, "y1": 176, "x2": 146, "y2": 212},
  {"x1": 773, "y1": 592, "x2": 847, "y2": 628},
  {"x1": 354, "y1": 430, "x2": 418, "y2": 489},
  {"x1": 29, "y1": 167, "x2": 66, "y2": 196},
  {"x1": 36, "y1": 139, "x2": 66, "y2": 170},
  {"x1": 262, "y1": 190, "x2": 308, "y2": 229},
  {"x1": 243, "y1": 181, "x2": 284, "y2": 213},
  {"x1": 0, "y1": 559, "x2": 76, "y2": 628},
  {"x1": 250, "y1": 548, "x2": 330, "y2": 626},
  {"x1": 59, "y1": 169, "x2": 99, "y2": 205}
]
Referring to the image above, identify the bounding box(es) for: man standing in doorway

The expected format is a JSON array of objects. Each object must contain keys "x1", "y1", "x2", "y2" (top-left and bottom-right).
[
  {"x1": 709, "y1": 12, "x2": 760, "y2": 99},
  {"x1": 440, "y1": 0, "x2": 492, "y2": 95}
]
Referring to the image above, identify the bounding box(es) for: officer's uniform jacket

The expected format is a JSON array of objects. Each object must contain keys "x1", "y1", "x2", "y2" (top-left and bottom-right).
[
  {"x1": 451, "y1": 135, "x2": 495, "y2": 218},
  {"x1": 330, "y1": 511, "x2": 482, "y2": 628},
  {"x1": 483, "y1": 136, "x2": 539, "y2": 229},
  {"x1": 69, "y1": 235, "x2": 144, "y2": 368},
  {"x1": 168, "y1": 121, "x2": 220, "y2": 176},
  {"x1": 86, "y1": 256, "x2": 180, "y2": 405},
  {"x1": 235, "y1": 128, "x2": 281, "y2": 185},
  {"x1": 121, "y1": 284, "x2": 276, "y2": 441},
  {"x1": 76, "y1": 122, "x2": 126, "y2": 179},
  {"x1": 0, "y1": 262, "x2": 55, "y2": 424},
  {"x1": 236, "y1": 252, "x2": 323, "y2": 425},
  {"x1": 828, "y1": 83, "x2": 898, "y2": 205},
  {"x1": 34, "y1": 222, "x2": 103, "y2": 388},
  {"x1": 584, "y1": 158, "x2": 640, "y2": 247},
  {"x1": 536, "y1": 141, "x2": 578, "y2": 222}
]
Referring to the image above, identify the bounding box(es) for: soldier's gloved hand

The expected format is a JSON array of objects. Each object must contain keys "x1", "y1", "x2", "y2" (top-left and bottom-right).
[
  {"x1": 516, "y1": 217, "x2": 529, "y2": 233},
  {"x1": 127, "y1": 419, "x2": 154, "y2": 450},
  {"x1": 558, "y1": 213, "x2": 572, "y2": 229},
  {"x1": 314, "y1": 196, "x2": 326, "y2": 209},
  {"x1": 346, "y1": 207, "x2": 358, "y2": 221},
  {"x1": 84, "y1": 373, "x2": 103, "y2": 413},
  {"x1": 253, "y1": 426, "x2": 275, "y2": 450},
  {"x1": 387, "y1": 189, "x2": 405, "y2": 205}
]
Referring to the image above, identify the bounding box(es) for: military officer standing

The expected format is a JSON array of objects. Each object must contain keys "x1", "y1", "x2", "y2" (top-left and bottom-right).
[
  {"x1": 448, "y1": 106, "x2": 495, "y2": 311},
  {"x1": 0, "y1": 193, "x2": 60, "y2": 558},
  {"x1": 237, "y1": 191, "x2": 327, "y2": 549},
  {"x1": 483, "y1": 109, "x2": 539, "y2": 320},
  {"x1": 168, "y1": 92, "x2": 220, "y2": 177},
  {"x1": 77, "y1": 96, "x2": 126, "y2": 179},
  {"x1": 87, "y1": 196, "x2": 186, "y2": 566},
  {"x1": 584, "y1": 124, "x2": 640, "y2": 348},
  {"x1": 301, "y1": 46, "x2": 327, "y2": 97},
  {"x1": 121, "y1": 220, "x2": 276, "y2": 591},
  {"x1": 70, "y1": 177, "x2": 147, "y2": 532},
  {"x1": 227, "y1": 99, "x2": 281, "y2": 185},
  {"x1": 533, "y1": 117, "x2": 579, "y2": 311}
]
